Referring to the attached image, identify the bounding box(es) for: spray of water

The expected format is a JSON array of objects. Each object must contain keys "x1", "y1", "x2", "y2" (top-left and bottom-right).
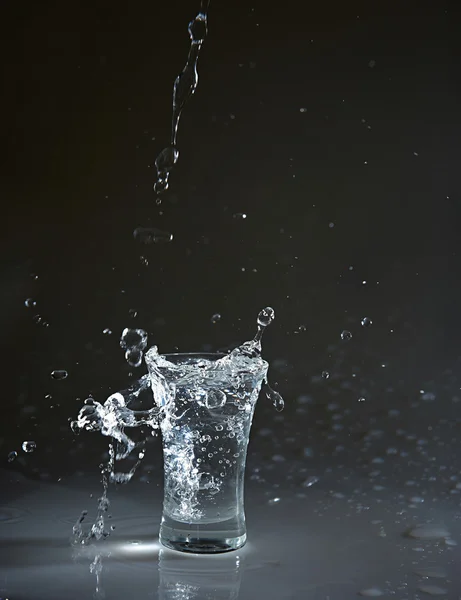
[{"x1": 71, "y1": 307, "x2": 283, "y2": 545}]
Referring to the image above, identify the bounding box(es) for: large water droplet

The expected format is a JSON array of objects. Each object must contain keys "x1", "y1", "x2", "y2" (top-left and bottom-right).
[
  {"x1": 24, "y1": 298, "x2": 36, "y2": 308},
  {"x1": 120, "y1": 328, "x2": 148, "y2": 350},
  {"x1": 51, "y1": 370, "x2": 68, "y2": 380},
  {"x1": 188, "y1": 12, "x2": 208, "y2": 42},
  {"x1": 361, "y1": 316, "x2": 372, "y2": 327},
  {"x1": 7, "y1": 451, "x2": 17, "y2": 463},
  {"x1": 257, "y1": 307, "x2": 275, "y2": 327},
  {"x1": 265, "y1": 384, "x2": 284, "y2": 411},
  {"x1": 341, "y1": 330, "x2": 352, "y2": 341},
  {"x1": 125, "y1": 348, "x2": 143, "y2": 368},
  {"x1": 22, "y1": 441, "x2": 36, "y2": 453},
  {"x1": 133, "y1": 227, "x2": 173, "y2": 244}
]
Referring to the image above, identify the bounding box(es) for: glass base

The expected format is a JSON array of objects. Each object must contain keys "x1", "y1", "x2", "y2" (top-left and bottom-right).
[{"x1": 159, "y1": 515, "x2": 247, "y2": 554}]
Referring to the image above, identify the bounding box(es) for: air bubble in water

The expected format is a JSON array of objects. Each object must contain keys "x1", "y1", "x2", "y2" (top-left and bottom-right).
[
  {"x1": 322, "y1": 370, "x2": 330, "y2": 379},
  {"x1": 22, "y1": 441, "x2": 36, "y2": 453},
  {"x1": 51, "y1": 370, "x2": 68, "y2": 380},
  {"x1": 25, "y1": 298, "x2": 36, "y2": 308},
  {"x1": 211, "y1": 313, "x2": 221, "y2": 324},
  {"x1": 206, "y1": 390, "x2": 226, "y2": 409},
  {"x1": 341, "y1": 330, "x2": 352, "y2": 341},
  {"x1": 361, "y1": 317, "x2": 372, "y2": 327},
  {"x1": 7, "y1": 451, "x2": 17, "y2": 462},
  {"x1": 133, "y1": 227, "x2": 173, "y2": 244}
]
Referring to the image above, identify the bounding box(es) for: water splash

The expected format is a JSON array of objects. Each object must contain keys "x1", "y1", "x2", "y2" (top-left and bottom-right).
[
  {"x1": 71, "y1": 306, "x2": 283, "y2": 539},
  {"x1": 153, "y1": 0, "x2": 211, "y2": 198}
]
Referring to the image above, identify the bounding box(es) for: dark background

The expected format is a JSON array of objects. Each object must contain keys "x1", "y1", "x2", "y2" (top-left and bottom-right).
[{"x1": 1, "y1": 0, "x2": 461, "y2": 481}]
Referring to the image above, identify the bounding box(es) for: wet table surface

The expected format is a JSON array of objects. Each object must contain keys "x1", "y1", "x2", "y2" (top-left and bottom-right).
[{"x1": 2, "y1": 0, "x2": 461, "y2": 598}]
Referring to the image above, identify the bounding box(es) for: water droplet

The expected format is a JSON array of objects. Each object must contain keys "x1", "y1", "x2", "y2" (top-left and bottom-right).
[
  {"x1": 368, "y1": 60, "x2": 376, "y2": 68},
  {"x1": 302, "y1": 475, "x2": 319, "y2": 488},
  {"x1": 322, "y1": 370, "x2": 330, "y2": 379},
  {"x1": 133, "y1": 227, "x2": 173, "y2": 244},
  {"x1": 414, "y1": 567, "x2": 448, "y2": 579},
  {"x1": 120, "y1": 328, "x2": 148, "y2": 350},
  {"x1": 51, "y1": 370, "x2": 68, "y2": 380},
  {"x1": 188, "y1": 12, "x2": 208, "y2": 42},
  {"x1": 211, "y1": 313, "x2": 221, "y2": 324},
  {"x1": 268, "y1": 497, "x2": 281, "y2": 505},
  {"x1": 341, "y1": 330, "x2": 352, "y2": 341},
  {"x1": 417, "y1": 584, "x2": 448, "y2": 596},
  {"x1": 125, "y1": 348, "x2": 143, "y2": 368},
  {"x1": 24, "y1": 298, "x2": 36, "y2": 308},
  {"x1": 257, "y1": 307, "x2": 275, "y2": 327},
  {"x1": 358, "y1": 397, "x2": 366, "y2": 402},
  {"x1": 32, "y1": 315, "x2": 42, "y2": 325},
  {"x1": 7, "y1": 451, "x2": 17, "y2": 462},
  {"x1": 128, "y1": 308, "x2": 138, "y2": 318},
  {"x1": 233, "y1": 212, "x2": 247, "y2": 219},
  {"x1": 359, "y1": 588, "x2": 384, "y2": 597},
  {"x1": 265, "y1": 384, "x2": 284, "y2": 411},
  {"x1": 407, "y1": 524, "x2": 450, "y2": 540},
  {"x1": 22, "y1": 441, "x2": 36, "y2": 453},
  {"x1": 361, "y1": 317, "x2": 372, "y2": 327},
  {"x1": 103, "y1": 328, "x2": 112, "y2": 335}
]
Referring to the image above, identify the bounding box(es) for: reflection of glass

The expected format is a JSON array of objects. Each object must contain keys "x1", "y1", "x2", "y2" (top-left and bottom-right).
[
  {"x1": 146, "y1": 351, "x2": 267, "y2": 553},
  {"x1": 158, "y1": 548, "x2": 243, "y2": 600}
]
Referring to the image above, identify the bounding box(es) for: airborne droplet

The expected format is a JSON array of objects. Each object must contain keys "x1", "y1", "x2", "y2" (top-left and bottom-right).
[
  {"x1": 361, "y1": 317, "x2": 372, "y2": 327},
  {"x1": 133, "y1": 227, "x2": 173, "y2": 245},
  {"x1": 341, "y1": 330, "x2": 352, "y2": 341},
  {"x1": 51, "y1": 370, "x2": 68, "y2": 380},
  {"x1": 22, "y1": 441, "x2": 36, "y2": 453}
]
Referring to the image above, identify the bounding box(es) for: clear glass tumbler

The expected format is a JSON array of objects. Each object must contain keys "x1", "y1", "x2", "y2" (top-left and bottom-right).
[{"x1": 146, "y1": 351, "x2": 268, "y2": 553}]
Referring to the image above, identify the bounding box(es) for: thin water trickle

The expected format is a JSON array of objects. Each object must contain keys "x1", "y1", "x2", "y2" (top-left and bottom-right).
[{"x1": 153, "y1": 0, "x2": 211, "y2": 198}]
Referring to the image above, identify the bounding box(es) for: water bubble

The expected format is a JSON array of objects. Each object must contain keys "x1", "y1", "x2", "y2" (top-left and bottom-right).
[
  {"x1": 103, "y1": 328, "x2": 112, "y2": 335},
  {"x1": 341, "y1": 330, "x2": 352, "y2": 341},
  {"x1": 51, "y1": 370, "x2": 68, "y2": 380},
  {"x1": 22, "y1": 441, "x2": 36, "y2": 453},
  {"x1": 257, "y1": 307, "x2": 275, "y2": 327},
  {"x1": 206, "y1": 390, "x2": 226, "y2": 409},
  {"x1": 7, "y1": 451, "x2": 17, "y2": 462},
  {"x1": 211, "y1": 313, "x2": 221, "y2": 324},
  {"x1": 133, "y1": 227, "x2": 173, "y2": 244},
  {"x1": 321, "y1": 370, "x2": 330, "y2": 379},
  {"x1": 24, "y1": 298, "x2": 36, "y2": 308},
  {"x1": 361, "y1": 317, "x2": 372, "y2": 327}
]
